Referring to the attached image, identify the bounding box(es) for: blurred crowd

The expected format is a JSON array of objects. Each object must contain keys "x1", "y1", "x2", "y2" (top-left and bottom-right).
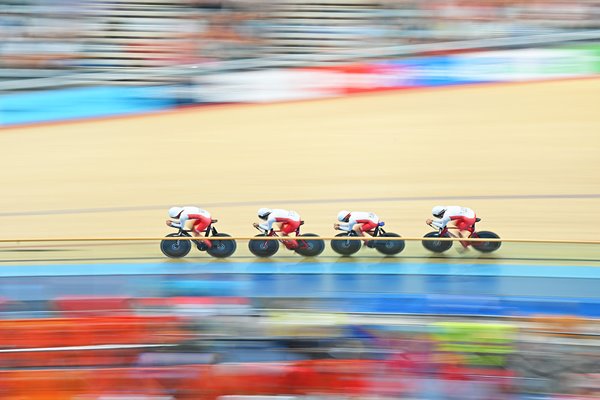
[
  {"x1": 1, "y1": 295, "x2": 599, "y2": 398},
  {"x1": 0, "y1": 0, "x2": 599, "y2": 72}
]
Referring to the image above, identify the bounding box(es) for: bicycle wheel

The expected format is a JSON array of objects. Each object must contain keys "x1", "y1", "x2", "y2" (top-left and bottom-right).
[
  {"x1": 374, "y1": 232, "x2": 405, "y2": 255},
  {"x1": 206, "y1": 233, "x2": 237, "y2": 258},
  {"x1": 295, "y1": 233, "x2": 325, "y2": 257},
  {"x1": 248, "y1": 234, "x2": 279, "y2": 257},
  {"x1": 331, "y1": 232, "x2": 361, "y2": 256},
  {"x1": 160, "y1": 233, "x2": 192, "y2": 258},
  {"x1": 471, "y1": 231, "x2": 502, "y2": 253},
  {"x1": 422, "y1": 231, "x2": 452, "y2": 253}
]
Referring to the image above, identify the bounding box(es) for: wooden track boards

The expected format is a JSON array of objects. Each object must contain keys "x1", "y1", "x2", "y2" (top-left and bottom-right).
[{"x1": 1, "y1": 79, "x2": 599, "y2": 253}]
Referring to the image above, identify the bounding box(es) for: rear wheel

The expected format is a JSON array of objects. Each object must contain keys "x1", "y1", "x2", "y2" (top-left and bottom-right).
[
  {"x1": 160, "y1": 233, "x2": 192, "y2": 258},
  {"x1": 248, "y1": 234, "x2": 279, "y2": 257},
  {"x1": 295, "y1": 233, "x2": 325, "y2": 257},
  {"x1": 422, "y1": 232, "x2": 452, "y2": 253},
  {"x1": 206, "y1": 233, "x2": 237, "y2": 258},
  {"x1": 471, "y1": 231, "x2": 501, "y2": 253},
  {"x1": 331, "y1": 233, "x2": 361, "y2": 256},
  {"x1": 374, "y1": 232, "x2": 405, "y2": 255}
]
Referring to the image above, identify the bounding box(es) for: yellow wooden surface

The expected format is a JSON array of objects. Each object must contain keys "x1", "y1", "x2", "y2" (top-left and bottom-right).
[{"x1": 0, "y1": 79, "x2": 599, "y2": 250}]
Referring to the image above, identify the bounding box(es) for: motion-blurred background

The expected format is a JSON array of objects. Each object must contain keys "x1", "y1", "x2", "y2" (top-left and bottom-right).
[
  {"x1": 2, "y1": 0, "x2": 600, "y2": 123},
  {"x1": 1, "y1": 1, "x2": 600, "y2": 399}
]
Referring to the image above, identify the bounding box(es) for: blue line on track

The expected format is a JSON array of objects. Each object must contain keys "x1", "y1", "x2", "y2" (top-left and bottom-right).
[
  {"x1": 1, "y1": 262, "x2": 599, "y2": 279},
  {"x1": 1, "y1": 193, "x2": 598, "y2": 217}
]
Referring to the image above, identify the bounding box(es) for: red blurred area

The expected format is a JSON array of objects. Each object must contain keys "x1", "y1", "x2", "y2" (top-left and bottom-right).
[{"x1": 1, "y1": 296, "x2": 598, "y2": 398}]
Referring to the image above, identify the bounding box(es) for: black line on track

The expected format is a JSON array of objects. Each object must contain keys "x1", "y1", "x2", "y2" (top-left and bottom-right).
[
  {"x1": 1, "y1": 256, "x2": 598, "y2": 264},
  {"x1": 0, "y1": 249, "x2": 73, "y2": 253},
  {"x1": 1, "y1": 194, "x2": 599, "y2": 217}
]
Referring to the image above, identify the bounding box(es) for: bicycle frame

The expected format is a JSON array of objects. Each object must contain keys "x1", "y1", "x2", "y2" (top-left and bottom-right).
[
  {"x1": 370, "y1": 222, "x2": 386, "y2": 236},
  {"x1": 436, "y1": 218, "x2": 480, "y2": 246},
  {"x1": 171, "y1": 219, "x2": 220, "y2": 245},
  {"x1": 254, "y1": 222, "x2": 308, "y2": 249},
  {"x1": 339, "y1": 221, "x2": 386, "y2": 237}
]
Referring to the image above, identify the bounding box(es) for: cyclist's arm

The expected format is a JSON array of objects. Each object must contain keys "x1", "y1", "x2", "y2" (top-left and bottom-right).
[
  {"x1": 431, "y1": 215, "x2": 451, "y2": 229},
  {"x1": 259, "y1": 215, "x2": 275, "y2": 231},
  {"x1": 337, "y1": 222, "x2": 352, "y2": 231},
  {"x1": 341, "y1": 217, "x2": 358, "y2": 231},
  {"x1": 171, "y1": 213, "x2": 189, "y2": 229}
]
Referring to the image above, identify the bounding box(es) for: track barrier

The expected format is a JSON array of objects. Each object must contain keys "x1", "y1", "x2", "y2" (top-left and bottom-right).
[{"x1": 0, "y1": 236, "x2": 598, "y2": 244}]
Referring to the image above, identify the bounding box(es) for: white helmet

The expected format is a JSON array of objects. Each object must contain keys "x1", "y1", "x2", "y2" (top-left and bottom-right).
[
  {"x1": 168, "y1": 206, "x2": 183, "y2": 219},
  {"x1": 257, "y1": 207, "x2": 272, "y2": 219},
  {"x1": 337, "y1": 210, "x2": 350, "y2": 222},
  {"x1": 432, "y1": 205, "x2": 446, "y2": 218}
]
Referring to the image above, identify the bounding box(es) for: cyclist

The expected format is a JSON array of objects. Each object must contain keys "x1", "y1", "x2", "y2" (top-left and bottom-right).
[
  {"x1": 253, "y1": 208, "x2": 301, "y2": 249},
  {"x1": 334, "y1": 210, "x2": 380, "y2": 245},
  {"x1": 426, "y1": 205, "x2": 477, "y2": 249},
  {"x1": 166, "y1": 206, "x2": 213, "y2": 249}
]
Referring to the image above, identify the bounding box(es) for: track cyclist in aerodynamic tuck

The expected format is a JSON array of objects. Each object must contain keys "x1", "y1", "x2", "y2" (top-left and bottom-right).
[
  {"x1": 167, "y1": 206, "x2": 213, "y2": 250},
  {"x1": 427, "y1": 205, "x2": 477, "y2": 251},
  {"x1": 253, "y1": 208, "x2": 301, "y2": 249},
  {"x1": 334, "y1": 210, "x2": 380, "y2": 246}
]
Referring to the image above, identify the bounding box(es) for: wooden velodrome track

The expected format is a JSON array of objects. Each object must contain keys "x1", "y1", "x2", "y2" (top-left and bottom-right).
[{"x1": 1, "y1": 78, "x2": 599, "y2": 265}]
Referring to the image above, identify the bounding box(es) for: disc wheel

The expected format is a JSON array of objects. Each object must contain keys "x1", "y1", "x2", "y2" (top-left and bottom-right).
[
  {"x1": 422, "y1": 231, "x2": 452, "y2": 253},
  {"x1": 206, "y1": 233, "x2": 237, "y2": 258},
  {"x1": 331, "y1": 233, "x2": 361, "y2": 256},
  {"x1": 471, "y1": 231, "x2": 502, "y2": 253},
  {"x1": 374, "y1": 232, "x2": 405, "y2": 255},
  {"x1": 248, "y1": 234, "x2": 279, "y2": 257},
  {"x1": 295, "y1": 233, "x2": 325, "y2": 257},
  {"x1": 160, "y1": 233, "x2": 192, "y2": 258}
]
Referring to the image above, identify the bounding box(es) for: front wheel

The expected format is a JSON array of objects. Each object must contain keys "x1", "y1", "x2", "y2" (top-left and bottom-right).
[
  {"x1": 248, "y1": 234, "x2": 279, "y2": 257},
  {"x1": 206, "y1": 233, "x2": 237, "y2": 258},
  {"x1": 471, "y1": 231, "x2": 501, "y2": 253},
  {"x1": 160, "y1": 233, "x2": 192, "y2": 258},
  {"x1": 374, "y1": 232, "x2": 405, "y2": 255},
  {"x1": 295, "y1": 233, "x2": 325, "y2": 257},
  {"x1": 422, "y1": 232, "x2": 452, "y2": 253},
  {"x1": 331, "y1": 233, "x2": 361, "y2": 256}
]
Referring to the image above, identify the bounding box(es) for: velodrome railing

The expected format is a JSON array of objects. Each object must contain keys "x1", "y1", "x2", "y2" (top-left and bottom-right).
[{"x1": 0, "y1": 236, "x2": 598, "y2": 245}]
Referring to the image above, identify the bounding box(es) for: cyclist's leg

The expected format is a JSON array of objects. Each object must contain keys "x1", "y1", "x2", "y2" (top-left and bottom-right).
[
  {"x1": 357, "y1": 221, "x2": 377, "y2": 246},
  {"x1": 351, "y1": 224, "x2": 366, "y2": 244},
  {"x1": 271, "y1": 222, "x2": 283, "y2": 233},
  {"x1": 193, "y1": 216, "x2": 212, "y2": 248},
  {"x1": 452, "y1": 219, "x2": 471, "y2": 248},
  {"x1": 280, "y1": 220, "x2": 300, "y2": 249}
]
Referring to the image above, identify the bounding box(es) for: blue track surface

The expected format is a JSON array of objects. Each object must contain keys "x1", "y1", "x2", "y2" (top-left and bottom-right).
[
  {"x1": 0, "y1": 261, "x2": 600, "y2": 278},
  {"x1": 0, "y1": 86, "x2": 174, "y2": 126},
  {"x1": 1, "y1": 261, "x2": 599, "y2": 278},
  {"x1": 1, "y1": 261, "x2": 599, "y2": 316}
]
